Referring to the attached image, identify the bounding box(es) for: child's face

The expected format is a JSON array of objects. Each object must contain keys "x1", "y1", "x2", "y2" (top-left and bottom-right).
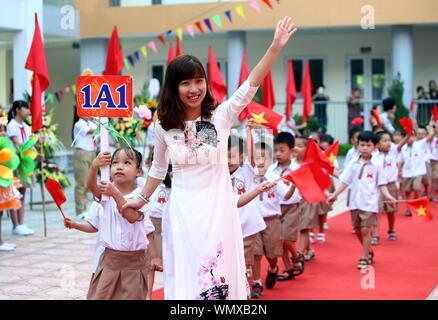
[
  {"x1": 392, "y1": 132, "x2": 402, "y2": 144},
  {"x1": 255, "y1": 148, "x2": 272, "y2": 176},
  {"x1": 358, "y1": 140, "x2": 375, "y2": 159},
  {"x1": 17, "y1": 107, "x2": 30, "y2": 119},
  {"x1": 294, "y1": 139, "x2": 306, "y2": 160},
  {"x1": 274, "y1": 142, "x2": 293, "y2": 165},
  {"x1": 416, "y1": 128, "x2": 427, "y2": 140},
  {"x1": 350, "y1": 132, "x2": 360, "y2": 147},
  {"x1": 178, "y1": 77, "x2": 207, "y2": 111},
  {"x1": 377, "y1": 134, "x2": 391, "y2": 152},
  {"x1": 407, "y1": 134, "x2": 416, "y2": 146},
  {"x1": 319, "y1": 141, "x2": 330, "y2": 151},
  {"x1": 228, "y1": 147, "x2": 242, "y2": 173},
  {"x1": 110, "y1": 150, "x2": 141, "y2": 184}
]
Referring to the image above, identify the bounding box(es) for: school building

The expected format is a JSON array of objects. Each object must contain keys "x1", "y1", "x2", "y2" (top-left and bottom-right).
[{"x1": 0, "y1": 0, "x2": 438, "y2": 145}]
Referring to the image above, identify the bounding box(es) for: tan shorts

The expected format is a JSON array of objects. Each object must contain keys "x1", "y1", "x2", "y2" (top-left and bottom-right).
[
  {"x1": 280, "y1": 203, "x2": 300, "y2": 241},
  {"x1": 299, "y1": 202, "x2": 319, "y2": 231},
  {"x1": 431, "y1": 160, "x2": 438, "y2": 181},
  {"x1": 243, "y1": 234, "x2": 258, "y2": 267},
  {"x1": 148, "y1": 217, "x2": 162, "y2": 260},
  {"x1": 351, "y1": 210, "x2": 378, "y2": 228},
  {"x1": 318, "y1": 201, "x2": 332, "y2": 215},
  {"x1": 422, "y1": 164, "x2": 433, "y2": 185},
  {"x1": 401, "y1": 176, "x2": 422, "y2": 193},
  {"x1": 379, "y1": 183, "x2": 399, "y2": 213},
  {"x1": 254, "y1": 216, "x2": 283, "y2": 259}
]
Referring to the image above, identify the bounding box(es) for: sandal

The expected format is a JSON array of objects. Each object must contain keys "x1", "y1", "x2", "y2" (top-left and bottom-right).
[
  {"x1": 277, "y1": 269, "x2": 294, "y2": 281},
  {"x1": 291, "y1": 252, "x2": 305, "y2": 277},
  {"x1": 357, "y1": 258, "x2": 368, "y2": 269}
]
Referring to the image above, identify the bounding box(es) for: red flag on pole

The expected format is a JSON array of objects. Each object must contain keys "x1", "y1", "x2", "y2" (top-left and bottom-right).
[
  {"x1": 25, "y1": 13, "x2": 50, "y2": 133},
  {"x1": 176, "y1": 36, "x2": 183, "y2": 57},
  {"x1": 45, "y1": 178, "x2": 67, "y2": 220},
  {"x1": 301, "y1": 61, "x2": 313, "y2": 123},
  {"x1": 432, "y1": 104, "x2": 438, "y2": 123},
  {"x1": 407, "y1": 197, "x2": 433, "y2": 223},
  {"x1": 238, "y1": 51, "x2": 255, "y2": 122},
  {"x1": 304, "y1": 138, "x2": 334, "y2": 174},
  {"x1": 410, "y1": 98, "x2": 415, "y2": 113},
  {"x1": 208, "y1": 46, "x2": 227, "y2": 103},
  {"x1": 282, "y1": 164, "x2": 326, "y2": 203},
  {"x1": 167, "y1": 43, "x2": 175, "y2": 65},
  {"x1": 285, "y1": 60, "x2": 297, "y2": 121},
  {"x1": 247, "y1": 102, "x2": 283, "y2": 135},
  {"x1": 324, "y1": 140, "x2": 339, "y2": 164},
  {"x1": 102, "y1": 25, "x2": 125, "y2": 76},
  {"x1": 399, "y1": 117, "x2": 413, "y2": 136},
  {"x1": 371, "y1": 108, "x2": 382, "y2": 128},
  {"x1": 261, "y1": 70, "x2": 276, "y2": 109}
]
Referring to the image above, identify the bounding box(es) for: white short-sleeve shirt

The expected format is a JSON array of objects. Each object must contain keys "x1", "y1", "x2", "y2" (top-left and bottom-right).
[
  {"x1": 6, "y1": 119, "x2": 32, "y2": 146},
  {"x1": 73, "y1": 119, "x2": 97, "y2": 152},
  {"x1": 253, "y1": 170, "x2": 285, "y2": 218},
  {"x1": 374, "y1": 144, "x2": 400, "y2": 184},
  {"x1": 266, "y1": 160, "x2": 302, "y2": 205},
  {"x1": 148, "y1": 184, "x2": 171, "y2": 219},
  {"x1": 400, "y1": 139, "x2": 428, "y2": 178}
]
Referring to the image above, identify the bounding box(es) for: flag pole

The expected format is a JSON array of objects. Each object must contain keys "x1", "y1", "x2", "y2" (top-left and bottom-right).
[{"x1": 39, "y1": 133, "x2": 48, "y2": 237}]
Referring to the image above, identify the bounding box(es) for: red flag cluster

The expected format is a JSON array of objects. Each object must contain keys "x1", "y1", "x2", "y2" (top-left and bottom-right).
[
  {"x1": 281, "y1": 139, "x2": 334, "y2": 203},
  {"x1": 247, "y1": 102, "x2": 283, "y2": 135},
  {"x1": 324, "y1": 140, "x2": 339, "y2": 164},
  {"x1": 399, "y1": 117, "x2": 413, "y2": 136},
  {"x1": 407, "y1": 197, "x2": 433, "y2": 223}
]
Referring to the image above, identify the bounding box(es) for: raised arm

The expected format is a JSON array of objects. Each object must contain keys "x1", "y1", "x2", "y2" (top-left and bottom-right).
[{"x1": 87, "y1": 151, "x2": 112, "y2": 199}]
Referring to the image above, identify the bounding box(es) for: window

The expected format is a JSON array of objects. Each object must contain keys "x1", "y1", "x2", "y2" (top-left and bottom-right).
[{"x1": 289, "y1": 58, "x2": 325, "y2": 95}]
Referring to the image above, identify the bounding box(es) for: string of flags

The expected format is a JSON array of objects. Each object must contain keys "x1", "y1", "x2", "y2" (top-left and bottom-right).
[{"x1": 44, "y1": 0, "x2": 280, "y2": 106}]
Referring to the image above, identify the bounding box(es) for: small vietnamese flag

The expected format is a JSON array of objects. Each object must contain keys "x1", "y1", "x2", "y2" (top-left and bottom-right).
[
  {"x1": 399, "y1": 117, "x2": 413, "y2": 136},
  {"x1": 432, "y1": 104, "x2": 438, "y2": 123},
  {"x1": 407, "y1": 197, "x2": 433, "y2": 223},
  {"x1": 282, "y1": 164, "x2": 326, "y2": 203},
  {"x1": 45, "y1": 178, "x2": 67, "y2": 220},
  {"x1": 304, "y1": 139, "x2": 334, "y2": 174},
  {"x1": 247, "y1": 102, "x2": 283, "y2": 135},
  {"x1": 324, "y1": 140, "x2": 339, "y2": 164},
  {"x1": 371, "y1": 108, "x2": 382, "y2": 128}
]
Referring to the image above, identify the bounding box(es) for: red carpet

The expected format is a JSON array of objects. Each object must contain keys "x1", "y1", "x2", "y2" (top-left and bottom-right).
[{"x1": 153, "y1": 197, "x2": 438, "y2": 300}]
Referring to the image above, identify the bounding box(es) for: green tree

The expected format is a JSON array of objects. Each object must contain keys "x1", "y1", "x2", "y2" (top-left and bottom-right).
[{"x1": 387, "y1": 73, "x2": 409, "y2": 129}]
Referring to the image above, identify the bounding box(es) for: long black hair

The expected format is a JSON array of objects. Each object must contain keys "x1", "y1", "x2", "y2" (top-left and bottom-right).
[
  {"x1": 8, "y1": 100, "x2": 29, "y2": 123},
  {"x1": 158, "y1": 55, "x2": 217, "y2": 131}
]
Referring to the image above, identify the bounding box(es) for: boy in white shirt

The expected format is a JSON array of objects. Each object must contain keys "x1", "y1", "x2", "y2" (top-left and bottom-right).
[
  {"x1": 328, "y1": 131, "x2": 396, "y2": 270},
  {"x1": 430, "y1": 125, "x2": 438, "y2": 201}
]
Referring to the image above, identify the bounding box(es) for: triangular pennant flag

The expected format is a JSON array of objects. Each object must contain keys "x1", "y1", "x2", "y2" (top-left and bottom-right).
[
  {"x1": 204, "y1": 18, "x2": 213, "y2": 32},
  {"x1": 208, "y1": 46, "x2": 227, "y2": 103},
  {"x1": 285, "y1": 60, "x2": 297, "y2": 121},
  {"x1": 140, "y1": 46, "x2": 148, "y2": 57},
  {"x1": 124, "y1": 56, "x2": 130, "y2": 70},
  {"x1": 211, "y1": 15, "x2": 223, "y2": 28},
  {"x1": 262, "y1": 70, "x2": 276, "y2": 109},
  {"x1": 71, "y1": 84, "x2": 77, "y2": 95},
  {"x1": 186, "y1": 24, "x2": 195, "y2": 38},
  {"x1": 176, "y1": 28, "x2": 183, "y2": 41},
  {"x1": 407, "y1": 197, "x2": 433, "y2": 223},
  {"x1": 236, "y1": 5, "x2": 246, "y2": 19},
  {"x1": 324, "y1": 140, "x2": 339, "y2": 164},
  {"x1": 157, "y1": 34, "x2": 166, "y2": 46},
  {"x1": 249, "y1": 0, "x2": 262, "y2": 13},
  {"x1": 432, "y1": 104, "x2": 438, "y2": 123},
  {"x1": 25, "y1": 13, "x2": 50, "y2": 133},
  {"x1": 166, "y1": 30, "x2": 173, "y2": 36},
  {"x1": 195, "y1": 21, "x2": 204, "y2": 33},
  {"x1": 224, "y1": 10, "x2": 233, "y2": 23},
  {"x1": 262, "y1": 0, "x2": 274, "y2": 9},
  {"x1": 399, "y1": 117, "x2": 413, "y2": 135},
  {"x1": 45, "y1": 178, "x2": 67, "y2": 220},
  {"x1": 301, "y1": 61, "x2": 313, "y2": 123},
  {"x1": 133, "y1": 50, "x2": 140, "y2": 61},
  {"x1": 48, "y1": 93, "x2": 54, "y2": 104},
  {"x1": 127, "y1": 55, "x2": 135, "y2": 67},
  {"x1": 103, "y1": 25, "x2": 125, "y2": 76},
  {"x1": 148, "y1": 41, "x2": 158, "y2": 54},
  {"x1": 54, "y1": 90, "x2": 64, "y2": 103},
  {"x1": 64, "y1": 86, "x2": 70, "y2": 93},
  {"x1": 167, "y1": 43, "x2": 175, "y2": 65},
  {"x1": 238, "y1": 51, "x2": 250, "y2": 122},
  {"x1": 247, "y1": 102, "x2": 283, "y2": 135}
]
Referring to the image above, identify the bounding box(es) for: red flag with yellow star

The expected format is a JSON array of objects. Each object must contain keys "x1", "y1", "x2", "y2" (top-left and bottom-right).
[
  {"x1": 324, "y1": 140, "x2": 339, "y2": 164},
  {"x1": 247, "y1": 102, "x2": 283, "y2": 135},
  {"x1": 407, "y1": 197, "x2": 433, "y2": 223}
]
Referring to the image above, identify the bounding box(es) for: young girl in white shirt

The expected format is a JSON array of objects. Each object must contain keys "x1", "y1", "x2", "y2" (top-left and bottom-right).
[
  {"x1": 64, "y1": 147, "x2": 162, "y2": 300},
  {"x1": 6, "y1": 100, "x2": 33, "y2": 236}
]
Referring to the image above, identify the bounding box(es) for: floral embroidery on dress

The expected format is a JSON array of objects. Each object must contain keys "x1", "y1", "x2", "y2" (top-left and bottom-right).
[{"x1": 197, "y1": 242, "x2": 229, "y2": 300}]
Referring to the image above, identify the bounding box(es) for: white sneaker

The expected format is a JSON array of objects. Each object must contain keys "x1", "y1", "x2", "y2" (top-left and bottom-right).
[
  {"x1": 317, "y1": 233, "x2": 326, "y2": 243},
  {"x1": 0, "y1": 243, "x2": 15, "y2": 251},
  {"x1": 323, "y1": 222, "x2": 329, "y2": 230},
  {"x1": 309, "y1": 232, "x2": 315, "y2": 244},
  {"x1": 12, "y1": 225, "x2": 33, "y2": 236},
  {"x1": 21, "y1": 225, "x2": 34, "y2": 235},
  {"x1": 4, "y1": 242, "x2": 16, "y2": 248}
]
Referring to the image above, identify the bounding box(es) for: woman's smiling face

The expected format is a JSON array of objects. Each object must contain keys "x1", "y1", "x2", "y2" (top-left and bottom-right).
[{"x1": 178, "y1": 77, "x2": 207, "y2": 111}]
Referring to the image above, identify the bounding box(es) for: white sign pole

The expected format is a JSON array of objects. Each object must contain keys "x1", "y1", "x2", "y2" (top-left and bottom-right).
[{"x1": 100, "y1": 117, "x2": 110, "y2": 201}]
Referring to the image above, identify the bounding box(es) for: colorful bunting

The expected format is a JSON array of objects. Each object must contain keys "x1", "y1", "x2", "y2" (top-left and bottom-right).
[
  {"x1": 236, "y1": 5, "x2": 246, "y2": 19},
  {"x1": 224, "y1": 10, "x2": 233, "y2": 23},
  {"x1": 249, "y1": 0, "x2": 262, "y2": 13},
  {"x1": 124, "y1": 56, "x2": 130, "y2": 70},
  {"x1": 127, "y1": 55, "x2": 135, "y2": 67},
  {"x1": 176, "y1": 27, "x2": 184, "y2": 41},
  {"x1": 262, "y1": 0, "x2": 274, "y2": 9},
  {"x1": 186, "y1": 24, "x2": 195, "y2": 38},
  {"x1": 148, "y1": 41, "x2": 158, "y2": 54},
  {"x1": 157, "y1": 34, "x2": 166, "y2": 45},
  {"x1": 211, "y1": 15, "x2": 222, "y2": 28},
  {"x1": 71, "y1": 84, "x2": 77, "y2": 95},
  {"x1": 195, "y1": 21, "x2": 204, "y2": 33},
  {"x1": 204, "y1": 18, "x2": 213, "y2": 32},
  {"x1": 133, "y1": 50, "x2": 140, "y2": 61},
  {"x1": 140, "y1": 46, "x2": 148, "y2": 57}
]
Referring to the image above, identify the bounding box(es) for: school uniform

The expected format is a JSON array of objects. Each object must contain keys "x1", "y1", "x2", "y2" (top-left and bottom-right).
[
  {"x1": 375, "y1": 144, "x2": 400, "y2": 213},
  {"x1": 400, "y1": 139, "x2": 428, "y2": 193},
  {"x1": 231, "y1": 163, "x2": 266, "y2": 267},
  {"x1": 7, "y1": 119, "x2": 32, "y2": 187},
  {"x1": 73, "y1": 119, "x2": 97, "y2": 215},
  {"x1": 266, "y1": 160, "x2": 301, "y2": 241},
  {"x1": 430, "y1": 137, "x2": 438, "y2": 180},
  {"x1": 86, "y1": 187, "x2": 155, "y2": 300},
  {"x1": 340, "y1": 156, "x2": 387, "y2": 228},
  {"x1": 252, "y1": 171, "x2": 284, "y2": 260}
]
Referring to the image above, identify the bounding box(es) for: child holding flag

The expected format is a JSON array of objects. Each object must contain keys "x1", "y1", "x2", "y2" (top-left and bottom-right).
[
  {"x1": 64, "y1": 147, "x2": 161, "y2": 300},
  {"x1": 328, "y1": 131, "x2": 396, "y2": 269}
]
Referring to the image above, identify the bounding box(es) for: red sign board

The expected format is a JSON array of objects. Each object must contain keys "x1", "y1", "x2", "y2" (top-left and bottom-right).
[{"x1": 76, "y1": 75, "x2": 133, "y2": 118}]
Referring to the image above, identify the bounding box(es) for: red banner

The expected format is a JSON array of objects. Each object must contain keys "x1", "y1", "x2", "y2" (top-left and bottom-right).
[{"x1": 76, "y1": 75, "x2": 133, "y2": 118}]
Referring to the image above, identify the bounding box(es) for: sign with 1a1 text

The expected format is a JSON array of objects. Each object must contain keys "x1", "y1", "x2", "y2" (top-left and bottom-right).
[{"x1": 76, "y1": 75, "x2": 133, "y2": 118}]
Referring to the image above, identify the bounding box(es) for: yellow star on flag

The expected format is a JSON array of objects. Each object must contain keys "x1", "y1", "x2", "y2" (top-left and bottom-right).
[
  {"x1": 416, "y1": 206, "x2": 426, "y2": 216},
  {"x1": 250, "y1": 112, "x2": 268, "y2": 125},
  {"x1": 328, "y1": 152, "x2": 336, "y2": 163}
]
